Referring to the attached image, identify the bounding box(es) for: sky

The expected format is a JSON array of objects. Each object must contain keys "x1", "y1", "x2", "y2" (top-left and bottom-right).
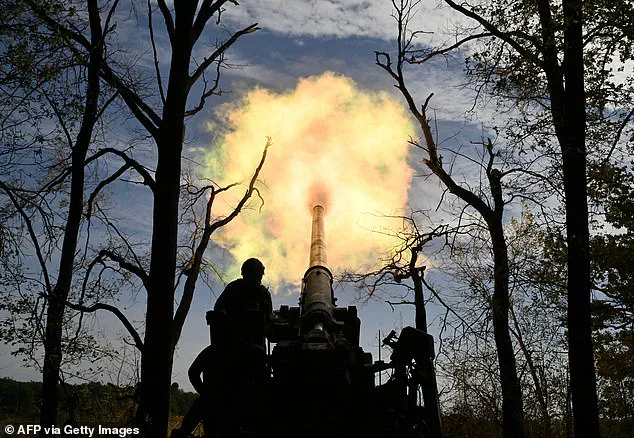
[{"x1": 0, "y1": 0, "x2": 509, "y2": 391}]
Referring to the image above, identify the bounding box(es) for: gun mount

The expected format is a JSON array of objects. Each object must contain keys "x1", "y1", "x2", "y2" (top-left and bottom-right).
[{"x1": 201, "y1": 204, "x2": 443, "y2": 438}]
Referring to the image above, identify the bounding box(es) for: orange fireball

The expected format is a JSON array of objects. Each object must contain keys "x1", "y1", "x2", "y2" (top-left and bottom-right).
[{"x1": 204, "y1": 72, "x2": 414, "y2": 289}]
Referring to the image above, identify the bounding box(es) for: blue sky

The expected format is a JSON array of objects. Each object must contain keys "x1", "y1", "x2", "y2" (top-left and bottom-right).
[{"x1": 1, "y1": 0, "x2": 510, "y2": 391}]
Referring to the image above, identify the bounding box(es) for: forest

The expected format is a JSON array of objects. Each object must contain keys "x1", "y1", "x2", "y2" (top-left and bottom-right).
[{"x1": 0, "y1": 0, "x2": 632, "y2": 437}]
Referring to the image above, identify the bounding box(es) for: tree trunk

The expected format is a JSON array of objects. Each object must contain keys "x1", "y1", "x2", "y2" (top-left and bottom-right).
[
  {"x1": 429, "y1": 158, "x2": 526, "y2": 438},
  {"x1": 410, "y1": 248, "x2": 427, "y2": 332},
  {"x1": 136, "y1": 7, "x2": 193, "y2": 437},
  {"x1": 488, "y1": 220, "x2": 525, "y2": 438},
  {"x1": 511, "y1": 308, "x2": 551, "y2": 437},
  {"x1": 560, "y1": 0, "x2": 600, "y2": 435},
  {"x1": 137, "y1": 146, "x2": 182, "y2": 436},
  {"x1": 39, "y1": 2, "x2": 102, "y2": 433},
  {"x1": 536, "y1": 0, "x2": 599, "y2": 432}
]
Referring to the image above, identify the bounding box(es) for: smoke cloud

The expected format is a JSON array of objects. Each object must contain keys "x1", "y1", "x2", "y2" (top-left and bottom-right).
[{"x1": 204, "y1": 72, "x2": 414, "y2": 290}]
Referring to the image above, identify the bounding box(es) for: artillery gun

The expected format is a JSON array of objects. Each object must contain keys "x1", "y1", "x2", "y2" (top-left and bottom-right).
[{"x1": 203, "y1": 205, "x2": 443, "y2": 437}]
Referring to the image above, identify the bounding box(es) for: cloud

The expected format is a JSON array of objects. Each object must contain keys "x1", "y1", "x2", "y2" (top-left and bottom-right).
[{"x1": 223, "y1": 0, "x2": 458, "y2": 41}]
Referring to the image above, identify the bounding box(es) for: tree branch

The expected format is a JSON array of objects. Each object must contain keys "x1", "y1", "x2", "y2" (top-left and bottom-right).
[
  {"x1": 409, "y1": 32, "x2": 493, "y2": 64},
  {"x1": 148, "y1": 0, "x2": 166, "y2": 105},
  {"x1": 171, "y1": 139, "x2": 270, "y2": 348},
  {"x1": 24, "y1": 0, "x2": 162, "y2": 138},
  {"x1": 99, "y1": 249, "x2": 149, "y2": 289},
  {"x1": 85, "y1": 148, "x2": 156, "y2": 189},
  {"x1": 65, "y1": 300, "x2": 143, "y2": 352},
  {"x1": 208, "y1": 138, "x2": 270, "y2": 232},
  {"x1": 443, "y1": 0, "x2": 543, "y2": 67},
  {"x1": 86, "y1": 163, "x2": 132, "y2": 219},
  {"x1": 602, "y1": 107, "x2": 634, "y2": 165},
  {"x1": 0, "y1": 181, "x2": 53, "y2": 294},
  {"x1": 98, "y1": 65, "x2": 161, "y2": 138},
  {"x1": 192, "y1": 0, "x2": 234, "y2": 43},
  {"x1": 156, "y1": 0, "x2": 175, "y2": 43},
  {"x1": 188, "y1": 23, "x2": 259, "y2": 88},
  {"x1": 185, "y1": 52, "x2": 223, "y2": 117}
]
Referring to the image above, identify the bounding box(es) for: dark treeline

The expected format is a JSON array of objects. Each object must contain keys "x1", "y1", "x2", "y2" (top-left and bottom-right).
[{"x1": 0, "y1": 378, "x2": 196, "y2": 428}]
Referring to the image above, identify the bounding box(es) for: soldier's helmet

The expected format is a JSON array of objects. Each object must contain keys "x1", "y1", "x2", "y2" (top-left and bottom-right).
[{"x1": 241, "y1": 258, "x2": 265, "y2": 281}]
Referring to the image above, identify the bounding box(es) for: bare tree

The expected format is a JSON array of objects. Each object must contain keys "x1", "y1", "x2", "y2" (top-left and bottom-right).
[
  {"x1": 23, "y1": 2, "x2": 260, "y2": 435},
  {"x1": 0, "y1": 0, "x2": 123, "y2": 432},
  {"x1": 343, "y1": 212, "x2": 449, "y2": 332},
  {"x1": 375, "y1": 2, "x2": 529, "y2": 436}
]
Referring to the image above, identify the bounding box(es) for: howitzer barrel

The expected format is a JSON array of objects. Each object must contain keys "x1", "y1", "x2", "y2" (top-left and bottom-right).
[
  {"x1": 301, "y1": 205, "x2": 334, "y2": 331},
  {"x1": 309, "y1": 205, "x2": 327, "y2": 267}
]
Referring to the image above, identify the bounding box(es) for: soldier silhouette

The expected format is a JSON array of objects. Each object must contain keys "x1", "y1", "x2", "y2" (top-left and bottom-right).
[
  {"x1": 213, "y1": 257, "x2": 272, "y2": 348},
  {"x1": 171, "y1": 258, "x2": 272, "y2": 438}
]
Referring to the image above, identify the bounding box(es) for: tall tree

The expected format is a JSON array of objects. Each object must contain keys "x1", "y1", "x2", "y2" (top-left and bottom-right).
[
  {"x1": 1, "y1": 0, "x2": 118, "y2": 432},
  {"x1": 111, "y1": 5, "x2": 258, "y2": 435},
  {"x1": 24, "y1": 2, "x2": 260, "y2": 435},
  {"x1": 376, "y1": 2, "x2": 527, "y2": 436},
  {"x1": 39, "y1": 2, "x2": 105, "y2": 430}
]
